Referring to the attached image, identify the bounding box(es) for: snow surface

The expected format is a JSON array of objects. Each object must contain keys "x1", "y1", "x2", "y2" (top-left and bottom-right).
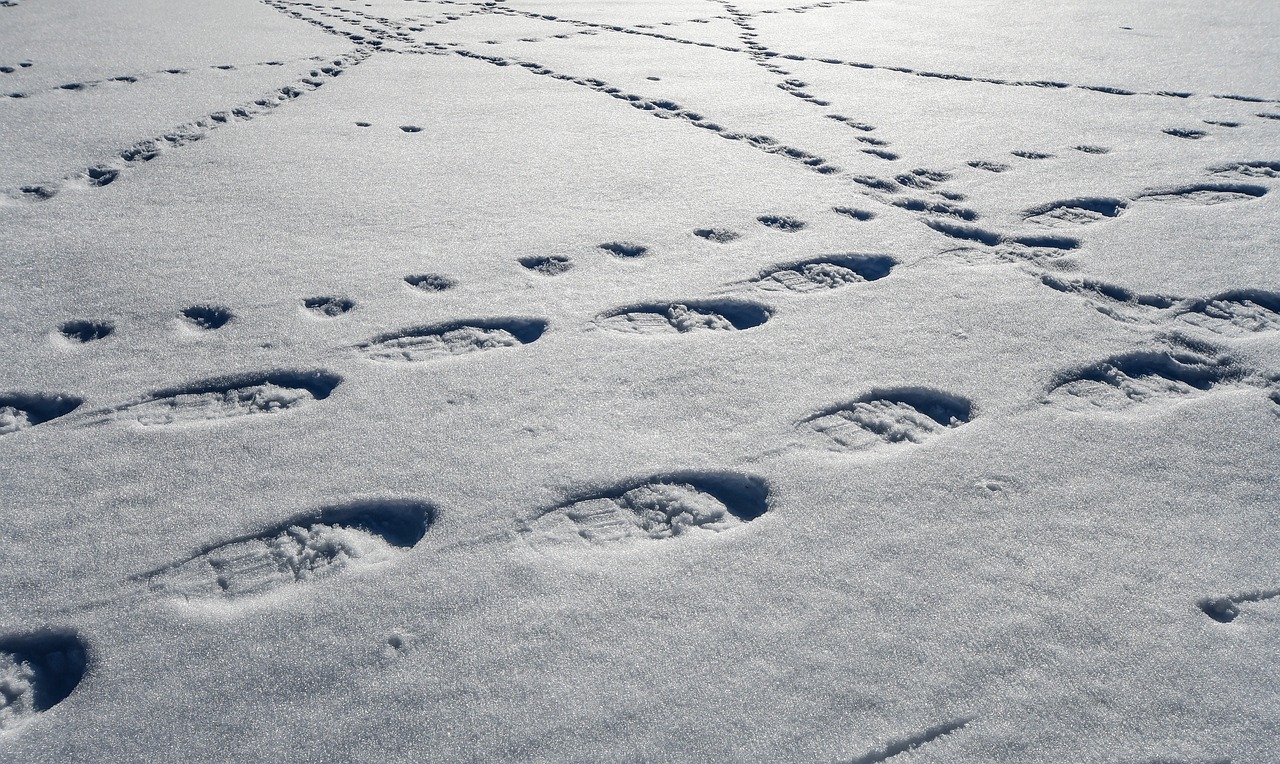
[{"x1": 1, "y1": 0, "x2": 1279, "y2": 762}]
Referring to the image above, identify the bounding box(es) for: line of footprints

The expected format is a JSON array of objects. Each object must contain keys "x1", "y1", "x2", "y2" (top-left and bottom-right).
[{"x1": 4, "y1": 165, "x2": 1280, "y2": 736}]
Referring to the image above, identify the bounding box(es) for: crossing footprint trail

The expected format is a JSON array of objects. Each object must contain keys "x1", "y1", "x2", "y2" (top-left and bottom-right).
[
  {"x1": 518, "y1": 472, "x2": 769, "y2": 548},
  {"x1": 1040, "y1": 274, "x2": 1280, "y2": 336},
  {"x1": 802, "y1": 388, "x2": 975, "y2": 453},
  {"x1": 137, "y1": 500, "x2": 435, "y2": 602},
  {"x1": 0, "y1": 631, "x2": 88, "y2": 733}
]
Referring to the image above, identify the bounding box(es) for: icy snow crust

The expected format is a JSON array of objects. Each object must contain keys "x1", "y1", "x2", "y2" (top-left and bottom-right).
[{"x1": 1, "y1": 0, "x2": 1279, "y2": 762}]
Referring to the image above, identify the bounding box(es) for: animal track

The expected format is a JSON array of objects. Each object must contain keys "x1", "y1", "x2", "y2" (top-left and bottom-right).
[
  {"x1": 752, "y1": 254, "x2": 895, "y2": 292},
  {"x1": 1198, "y1": 589, "x2": 1280, "y2": 623},
  {"x1": 180, "y1": 305, "x2": 233, "y2": 330},
  {"x1": 598, "y1": 241, "x2": 649, "y2": 258},
  {"x1": 102, "y1": 370, "x2": 341, "y2": 426},
  {"x1": 59, "y1": 320, "x2": 114, "y2": 343},
  {"x1": 359, "y1": 319, "x2": 548, "y2": 362},
  {"x1": 694, "y1": 228, "x2": 740, "y2": 243},
  {"x1": 1023, "y1": 197, "x2": 1128, "y2": 227},
  {"x1": 596, "y1": 301, "x2": 771, "y2": 334},
  {"x1": 0, "y1": 631, "x2": 88, "y2": 732},
  {"x1": 518, "y1": 472, "x2": 769, "y2": 547},
  {"x1": 0, "y1": 393, "x2": 84, "y2": 436},
  {"x1": 302, "y1": 296, "x2": 354, "y2": 317},
  {"x1": 138, "y1": 500, "x2": 435, "y2": 600},
  {"x1": 1044, "y1": 347, "x2": 1243, "y2": 412},
  {"x1": 803, "y1": 388, "x2": 973, "y2": 452},
  {"x1": 757, "y1": 215, "x2": 805, "y2": 232},
  {"x1": 405, "y1": 273, "x2": 456, "y2": 292},
  {"x1": 1138, "y1": 182, "x2": 1268, "y2": 205}
]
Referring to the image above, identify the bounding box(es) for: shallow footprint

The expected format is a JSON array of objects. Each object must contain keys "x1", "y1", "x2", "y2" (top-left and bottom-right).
[
  {"x1": 1023, "y1": 197, "x2": 1128, "y2": 227},
  {"x1": 302, "y1": 296, "x2": 355, "y2": 317},
  {"x1": 1138, "y1": 182, "x2": 1267, "y2": 205},
  {"x1": 1044, "y1": 347, "x2": 1243, "y2": 412},
  {"x1": 595, "y1": 301, "x2": 770, "y2": 334},
  {"x1": 359, "y1": 319, "x2": 547, "y2": 362},
  {"x1": 803, "y1": 388, "x2": 973, "y2": 452},
  {"x1": 138, "y1": 500, "x2": 435, "y2": 601},
  {"x1": 0, "y1": 631, "x2": 87, "y2": 732},
  {"x1": 103, "y1": 370, "x2": 341, "y2": 426},
  {"x1": 1177, "y1": 291, "x2": 1280, "y2": 335},
  {"x1": 180, "y1": 305, "x2": 233, "y2": 330},
  {"x1": 519, "y1": 472, "x2": 768, "y2": 547},
  {"x1": 752, "y1": 254, "x2": 895, "y2": 292}
]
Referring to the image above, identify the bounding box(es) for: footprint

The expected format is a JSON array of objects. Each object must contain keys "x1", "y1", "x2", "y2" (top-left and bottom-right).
[
  {"x1": 1177, "y1": 291, "x2": 1280, "y2": 335},
  {"x1": 1207, "y1": 160, "x2": 1280, "y2": 180},
  {"x1": 693, "y1": 228, "x2": 740, "y2": 243},
  {"x1": 399, "y1": 125, "x2": 423, "y2": 133},
  {"x1": 757, "y1": 215, "x2": 805, "y2": 232},
  {"x1": 180, "y1": 305, "x2": 233, "y2": 330},
  {"x1": 358, "y1": 318, "x2": 547, "y2": 362},
  {"x1": 752, "y1": 254, "x2": 896, "y2": 292},
  {"x1": 1011, "y1": 150, "x2": 1054, "y2": 159},
  {"x1": 137, "y1": 500, "x2": 435, "y2": 601},
  {"x1": 302, "y1": 296, "x2": 354, "y2": 317},
  {"x1": 103, "y1": 370, "x2": 341, "y2": 426},
  {"x1": 1138, "y1": 182, "x2": 1268, "y2": 205},
  {"x1": 891, "y1": 198, "x2": 978, "y2": 221},
  {"x1": 1074, "y1": 145, "x2": 1111, "y2": 154},
  {"x1": 405, "y1": 274, "x2": 456, "y2": 292},
  {"x1": 0, "y1": 631, "x2": 88, "y2": 732},
  {"x1": 519, "y1": 255, "x2": 573, "y2": 275},
  {"x1": 1164, "y1": 128, "x2": 1207, "y2": 139},
  {"x1": 1044, "y1": 347, "x2": 1243, "y2": 412},
  {"x1": 968, "y1": 160, "x2": 1011, "y2": 173},
  {"x1": 833, "y1": 207, "x2": 875, "y2": 221},
  {"x1": 595, "y1": 301, "x2": 771, "y2": 334},
  {"x1": 1200, "y1": 589, "x2": 1280, "y2": 623},
  {"x1": 0, "y1": 393, "x2": 83, "y2": 436},
  {"x1": 1023, "y1": 197, "x2": 1128, "y2": 227},
  {"x1": 802, "y1": 388, "x2": 973, "y2": 452},
  {"x1": 518, "y1": 472, "x2": 768, "y2": 547},
  {"x1": 598, "y1": 242, "x2": 649, "y2": 258},
  {"x1": 925, "y1": 220, "x2": 1080, "y2": 251},
  {"x1": 59, "y1": 320, "x2": 114, "y2": 344}
]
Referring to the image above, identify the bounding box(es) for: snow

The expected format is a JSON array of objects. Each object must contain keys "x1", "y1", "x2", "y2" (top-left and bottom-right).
[{"x1": 1, "y1": 0, "x2": 1278, "y2": 761}]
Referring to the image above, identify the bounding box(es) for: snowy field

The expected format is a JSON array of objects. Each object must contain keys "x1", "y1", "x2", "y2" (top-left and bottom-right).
[{"x1": 2, "y1": 0, "x2": 1279, "y2": 761}]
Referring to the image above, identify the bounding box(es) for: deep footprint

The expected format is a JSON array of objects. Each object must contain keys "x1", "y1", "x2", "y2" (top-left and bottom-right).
[
  {"x1": 518, "y1": 472, "x2": 769, "y2": 546},
  {"x1": 1044, "y1": 347, "x2": 1243, "y2": 411},
  {"x1": 138, "y1": 500, "x2": 435, "y2": 600},
  {"x1": 59, "y1": 320, "x2": 114, "y2": 343},
  {"x1": 105, "y1": 370, "x2": 341, "y2": 426},
  {"x1": 0, "y1": 631, "x2": 88, "y2": 732},
  {"x1": 359, "y1": 319, "x2": 547, "y2": 362},
  {"x1": 752, "y1": 254, "x2": 896, "y2": 292},
  {"x1": 405, "y1": 274, "x2": 456, "y2": 292},
  {"x1": 180, "y1": 305, "x2": 233, "y2": 330},
  {"x1": 803, "y1": 388, "x2": 973, "y2": 451},
  {"x1": 0, "y1": 393, "x2": 83, "y2": 436},
  {"x1": 596, "y1": 301, "x2": 771, "y2": 334}
]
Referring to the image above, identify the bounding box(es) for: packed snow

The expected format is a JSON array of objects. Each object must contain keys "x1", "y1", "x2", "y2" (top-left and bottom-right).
[{"x1": 1, "y1": 0, "x2": 1278, "y2": 761}]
